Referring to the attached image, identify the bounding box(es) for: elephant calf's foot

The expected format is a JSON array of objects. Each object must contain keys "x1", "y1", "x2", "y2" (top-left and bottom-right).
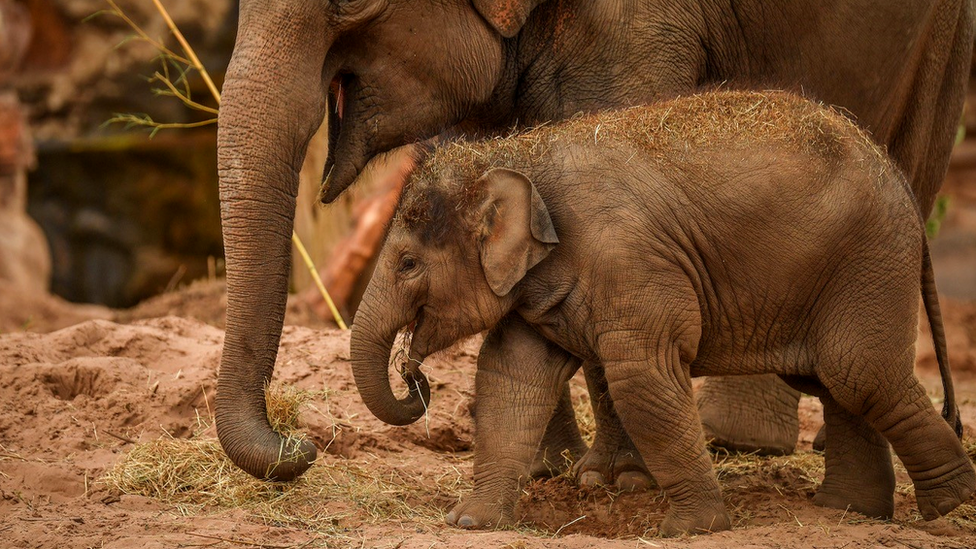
[
  {"x1": 914, "y1": 459, "x2": 976, "y2": 520},
  {"x1": 813, "y1": 489, "x2": 894, "y2": 520},
  {"x1": 573, "y1": 443, "x2": 654, "y2": 491},
  {"x1": 697, "y1": 375, "x2": 800, "y2": 455},
  {"x1": 812, "y1": 425, "x2": 826, "y2": 452},
  {"x1": 814, "y1": 447, "x2": 895, "y2": 519},
  {"x1": 660, "y1": 502, "x2": 731, "y2": 537},
  {"x1": 446, "y1": 497, "x2": 515, "y2": 530},
  {"x1": 531, "y1": 400, "x2": 588, "y2": 479}
]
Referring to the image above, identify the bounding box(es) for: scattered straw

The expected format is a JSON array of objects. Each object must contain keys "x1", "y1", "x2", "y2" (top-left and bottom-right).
[
  {"x1": 408, "y1": 91, "x2": 885, "y2": 193},
  {"x1": 570, "y1": 382, "x2": 596, "y2": 446},
  {"x1": 104, "y1": 433, "x2": 464, "y2": 526},
  {"x1": 712, "y1": 447, "x2": 824, "y2": 491},
  {"x1": 103, "y1": 382, "x2": 468, "y2": 534},
  {"x1": 103, "y1": 378, "x2": 976, "y2": 537}
]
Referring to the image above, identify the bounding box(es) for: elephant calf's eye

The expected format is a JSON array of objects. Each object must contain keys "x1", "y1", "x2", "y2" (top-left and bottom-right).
[{"x1": 399, "y1": 257, "x2": 417, "y2": 273}]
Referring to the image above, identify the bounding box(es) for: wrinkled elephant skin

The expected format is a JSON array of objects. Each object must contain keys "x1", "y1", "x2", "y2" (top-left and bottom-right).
[
  {"x1": 214, "y1": 0, "x2": 975, "y2": 482},
  {"x1": 352, "y1": 91, "x2": 975, "y2": 535}
]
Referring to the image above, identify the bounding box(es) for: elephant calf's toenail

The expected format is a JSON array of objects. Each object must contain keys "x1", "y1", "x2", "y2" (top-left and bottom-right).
[
  {"x1": 579, "y1": 471, "x2": 607, "y2": 486},
  {"x1": 615, "y1": 471, "x2": 653, "y2": 492},
  {"x1": 458, "y1": 516, "x2": 477, "y2": 528}
]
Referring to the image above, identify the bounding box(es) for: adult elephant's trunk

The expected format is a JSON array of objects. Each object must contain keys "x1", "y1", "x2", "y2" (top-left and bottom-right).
[
  {"x1": 214, "y1": 4, "x2": 331, "y2": 481},
  {"x1": 350, "y1": 283, "x2": 431, "y2": 426}
]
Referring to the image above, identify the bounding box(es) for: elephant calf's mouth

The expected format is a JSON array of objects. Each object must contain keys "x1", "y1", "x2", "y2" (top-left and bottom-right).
[
  {"x1": 389, "y1": 317, "x2": 431, "y2": 418},
  {"x1": 394, "y1": 317, "x2": 419, "y2": 362}
]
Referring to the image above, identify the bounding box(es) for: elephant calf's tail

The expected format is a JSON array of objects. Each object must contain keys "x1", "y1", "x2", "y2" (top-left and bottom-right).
[{"x1": 921, "y1": 237, "x2": 962, "y2": 439}]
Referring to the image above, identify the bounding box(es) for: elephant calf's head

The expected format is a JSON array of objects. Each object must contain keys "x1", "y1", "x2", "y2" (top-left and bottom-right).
[{"x1": 350, "y1": 157, "x2": 558, "y2": 426}]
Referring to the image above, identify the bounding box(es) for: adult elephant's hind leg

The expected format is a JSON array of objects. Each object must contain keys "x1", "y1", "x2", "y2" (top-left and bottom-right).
[
  {"x1": 697, "y1": 374, "x2": 800, "y2": 455},
  {"x1": 813, "y1": 393, "x2": 895, "y2": 519}
]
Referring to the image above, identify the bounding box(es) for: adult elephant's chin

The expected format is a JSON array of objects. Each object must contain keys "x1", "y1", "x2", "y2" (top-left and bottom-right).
[
  {"x1": 319, "y1": 75, "x2": 374, "y2": 204},
  {"x1": 321, "y1": 152, "x2": 366, "y2": 204}
]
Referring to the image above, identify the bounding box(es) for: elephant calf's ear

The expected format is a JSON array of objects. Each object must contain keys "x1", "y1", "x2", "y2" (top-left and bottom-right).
[{"x1": 476, "y1": 168, "x2": 558, "y2": 296}]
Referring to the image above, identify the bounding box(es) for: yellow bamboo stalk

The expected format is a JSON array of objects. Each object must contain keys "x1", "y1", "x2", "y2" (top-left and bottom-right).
[
  {"x1": 150, "y1": 0, "x2": 221, "y2": 105},
  {"x1": 291, "y1": 234, "x2": 348, "y2": 330},
  {"x1": 146, "y1": 0, "x2": 347, "y2": 328}
]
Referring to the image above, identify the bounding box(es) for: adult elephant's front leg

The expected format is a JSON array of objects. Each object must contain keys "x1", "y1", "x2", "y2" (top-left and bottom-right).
[
  {"x1": 697, "y1": 374, "x2": 800, "y2": 455},
  {"x1": 447, "y1": 316, "x2": 580, "y2": 529}
]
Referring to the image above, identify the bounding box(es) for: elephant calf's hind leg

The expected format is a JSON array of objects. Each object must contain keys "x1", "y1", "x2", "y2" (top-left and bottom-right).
[
  {"x1": 813, "y1": 393, "x2": 895, "y2": 519},
  {"x1": 531, "y1": 385, "x2": 588, "y2": 478},
  {"x1": 822, "y1": 358, "x2": 975, "y2": 520},
  {"x1": 573, "y1": 361, "x2": 653, "y2": 491}
]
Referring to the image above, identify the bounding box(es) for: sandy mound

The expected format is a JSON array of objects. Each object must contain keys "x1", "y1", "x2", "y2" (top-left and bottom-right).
[
  {"x1": 114, "y1": 278, "x2": 334, "y2": 330},
  {"x1": 0, "y1": 281, "x2": 111, "y2": 333}
]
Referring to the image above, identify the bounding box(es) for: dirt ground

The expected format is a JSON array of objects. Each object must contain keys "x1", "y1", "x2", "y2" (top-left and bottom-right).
[{"x1": 3, "y1": 155, "x2": 976, "y2": 549}]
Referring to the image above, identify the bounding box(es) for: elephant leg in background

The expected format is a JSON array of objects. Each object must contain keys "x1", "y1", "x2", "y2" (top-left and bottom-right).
[
  {"x1": 572, "y1": 360, "x2": 653, "y2": 491},
  {"x1": 605, "y1": 346, "x2": 730, "y2": 536},
  {"x1": 697, "y1": 374, "x2": 801, "y2": 455},
  {"x1": 447, "y1": 316, "x2": 580, "y2": 529},
  {"x1": 813, "y1": 392, "x2": 895, "y2": 519},
  {"x1": 529, "y1": 382, "x2": 587, "y2": 478}
]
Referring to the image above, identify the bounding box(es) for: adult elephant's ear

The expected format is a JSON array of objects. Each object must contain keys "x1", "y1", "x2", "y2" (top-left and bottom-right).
[
  {"x1": 476, "y1": 168, "x2": 558, "y2": 296},
  {"x1": 472, "y1": 0, "x2": 547, "y2": 37}
]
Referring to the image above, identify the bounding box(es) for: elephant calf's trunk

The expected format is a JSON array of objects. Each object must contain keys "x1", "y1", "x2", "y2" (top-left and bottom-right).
[{"x1": 350, "y1": 305, "x2": 432, "y2": 426}]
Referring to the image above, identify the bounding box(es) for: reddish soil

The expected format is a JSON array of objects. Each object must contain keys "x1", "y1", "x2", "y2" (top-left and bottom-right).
[
  {"x1": 4, "y1": 294, "x2": 976, "y2": 549},
  {"x1": 2, "y1": 144, "x2": 976, "y2": 549}
]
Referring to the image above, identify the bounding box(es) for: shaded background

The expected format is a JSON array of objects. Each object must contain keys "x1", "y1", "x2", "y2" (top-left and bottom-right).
[
  {"x1": 2, "y1": 0, "x2": 375, "y2": 311},
  {"x1": 1, "y1": 0, "x2": 975, "y2": 311}
]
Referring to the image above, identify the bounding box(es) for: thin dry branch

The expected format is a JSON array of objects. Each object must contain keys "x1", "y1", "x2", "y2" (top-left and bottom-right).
[
  {"x1": 152, "y1": 71, "x2": 219, "y2": 114},
  {"x1": 151, "y1": 0, "x2": 221, "y2": 104},
  {"x1": 102, "y1": 0, "x2": 190, "y2": 65}
]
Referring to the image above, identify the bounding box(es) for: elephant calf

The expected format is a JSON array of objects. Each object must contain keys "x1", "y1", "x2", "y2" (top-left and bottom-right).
[{"x1": 349, "y1": 90, "x2": 975, "y2": 535}]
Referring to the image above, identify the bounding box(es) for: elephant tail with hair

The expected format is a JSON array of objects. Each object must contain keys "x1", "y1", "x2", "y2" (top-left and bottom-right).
[{"x1": 920, "y1": 237, "x2": 962, "y2": 439}]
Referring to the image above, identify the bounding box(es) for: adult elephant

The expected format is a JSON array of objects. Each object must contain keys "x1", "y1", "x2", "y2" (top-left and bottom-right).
[{"x1": 215, "y1": 0, "x2": 975, "y2": 481}]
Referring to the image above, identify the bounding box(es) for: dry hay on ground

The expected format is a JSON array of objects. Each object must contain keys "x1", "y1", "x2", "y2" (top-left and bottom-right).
[{"x1": 102, "y1": 381, "x2": 976, "y2": 542}]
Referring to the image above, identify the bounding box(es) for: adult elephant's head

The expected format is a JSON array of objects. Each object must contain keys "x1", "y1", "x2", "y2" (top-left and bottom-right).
[{"x1": 215, "y1": 0, "x2": 544, "y2": 481}]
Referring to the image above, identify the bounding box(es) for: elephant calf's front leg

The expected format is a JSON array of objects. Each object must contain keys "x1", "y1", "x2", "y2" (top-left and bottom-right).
[
  {"x1": 447, "y1": 317, "x2": 580, "y2": 529},
  {"x1": 605, "y1": 345, "x2": 731, "y2": 536}
]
